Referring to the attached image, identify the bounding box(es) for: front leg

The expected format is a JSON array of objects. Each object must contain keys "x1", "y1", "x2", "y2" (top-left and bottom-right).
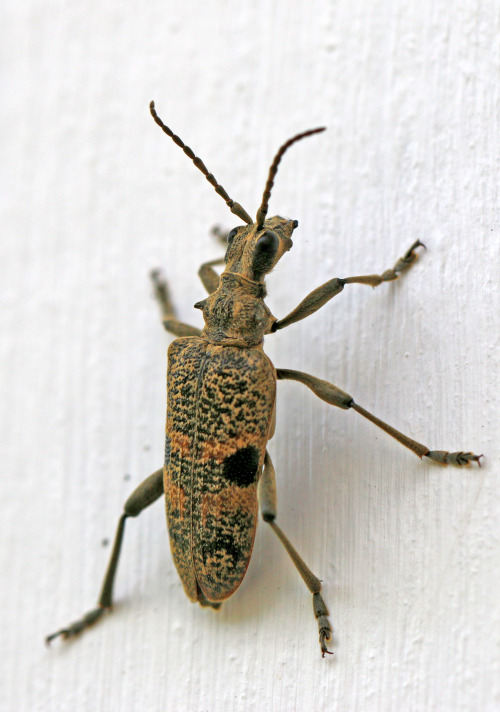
[
  {"x1": 152, "y1": 226, "x2": 226, "y2": 331},
  {"x1": 272, "y1": 240, "x2": 425, "y2": 332},
  {"x1": 198, "y1": 256, "x2": 225, "y2": 294},
  {"x1": 197, "y1": 226, "x2": 230, "y2": 294},
  {"x1": 150, "y1": 270, "x2": 202, "y2": 337}
]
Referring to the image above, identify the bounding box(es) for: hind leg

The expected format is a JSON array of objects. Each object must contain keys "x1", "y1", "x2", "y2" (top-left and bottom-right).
[
  {"x1": 46, "y1": 469, "x2": 164, "y2": 644},
  {"x1": 259, "y1": 451, "x2": 333, "y2": 657}
]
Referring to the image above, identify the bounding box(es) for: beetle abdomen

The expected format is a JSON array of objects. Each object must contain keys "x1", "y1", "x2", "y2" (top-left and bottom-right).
[{"x1": 165, "y1": 337, "x2": 276, "y2": 603}]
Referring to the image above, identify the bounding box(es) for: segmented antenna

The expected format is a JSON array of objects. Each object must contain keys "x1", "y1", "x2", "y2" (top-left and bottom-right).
[
  {"x1": 150, "y1": 101, "x2": 253, "y2": 225},
  {"x1": 255, "y1": 127, "x2": 326, "y2": 229}
]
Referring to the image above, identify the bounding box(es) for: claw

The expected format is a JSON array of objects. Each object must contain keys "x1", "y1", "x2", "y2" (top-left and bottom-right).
[
  {"x1": 457, "y1": 452, "x2": 482, "y2": 466},
  {"x1": 45, "y1": 629, "x2": 68, "y2": 646},
  {"x1": 425, "y1": 450, "x2": 483, "y2": 467},
  {"x1": 390, "y1": 240, "x2": 427, "y2": 279},
  {"x1": 45, "y1": 607, "x2": 106, "y2": 646},
  {"x1": 401, "y1": 239, "x2": 426, "y2": 265},
  {"x1": 320, "y1": 630, "x2": 334, "y2": 657},
  {"x1": 405, "y1": 239, "x2": 426, "y2": 256}
]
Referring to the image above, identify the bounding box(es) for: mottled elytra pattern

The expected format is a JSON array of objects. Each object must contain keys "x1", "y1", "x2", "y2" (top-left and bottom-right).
[{"x1": 165, "y1": 336, "x2": 276, "y2": 602}]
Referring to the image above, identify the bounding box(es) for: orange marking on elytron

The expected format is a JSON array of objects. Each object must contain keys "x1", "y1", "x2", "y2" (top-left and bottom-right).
[
  {"x1": 170, "y1": 432, "x2": 191, "y2": 457},
  {"x1": 200, "y1": 484, "x2": 258, "y2": 529},
  {"x1": 200, "y1": 433, "x2": 265, "y2": 463},
  {"x1": 164, "y1": 477, "x2": 186, "y2": 519}
]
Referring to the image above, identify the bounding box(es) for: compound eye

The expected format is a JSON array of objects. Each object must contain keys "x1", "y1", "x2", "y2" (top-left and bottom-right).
[
  {"x1": 227, "y1": 227, "x2": 239, "y2": 245},
  {"x1": 252, "y1": 230, "x2": 279, "y2": 280},
  {"x1": 256, "y1": 230, "x2": 278, "y2": 252}
]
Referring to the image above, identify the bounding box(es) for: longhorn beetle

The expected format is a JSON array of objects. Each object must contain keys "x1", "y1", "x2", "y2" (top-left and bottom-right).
[{"x1": 47, "y1": 101, "x2": 481, "y2": 656}]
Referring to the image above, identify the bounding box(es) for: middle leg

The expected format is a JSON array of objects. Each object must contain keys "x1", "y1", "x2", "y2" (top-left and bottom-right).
[{"x1": 276, "y1": 369, "x2": 481, "y2": 467}]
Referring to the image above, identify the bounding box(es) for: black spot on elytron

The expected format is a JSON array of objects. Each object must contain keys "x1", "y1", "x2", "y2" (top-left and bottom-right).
[{"x1": 222, "y1": 446, "x2": 260, "y2": 487}]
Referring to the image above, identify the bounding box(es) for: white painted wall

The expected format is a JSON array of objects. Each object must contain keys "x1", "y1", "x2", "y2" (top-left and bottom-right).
[{"x1": 2, "y1": 1, "x2": 499, "y2": 710}]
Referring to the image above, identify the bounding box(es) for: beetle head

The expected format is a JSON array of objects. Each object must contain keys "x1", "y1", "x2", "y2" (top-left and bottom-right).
[
  {"x1": 223, "y1": 216, "x2": 298, "y2": 282},
  {"x1": 150, "y1": 101, "x2": 325, "y2": 283}
]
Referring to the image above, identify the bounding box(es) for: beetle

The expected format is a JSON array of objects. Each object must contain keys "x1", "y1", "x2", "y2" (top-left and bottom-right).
[{"x1": 46, "y1": 101, "x2": 481, "y2": 656}]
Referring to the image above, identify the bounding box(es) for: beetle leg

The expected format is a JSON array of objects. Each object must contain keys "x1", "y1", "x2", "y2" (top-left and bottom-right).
[
  {"x1": 150, "y1": 269, "x2": 202, "y2": 336},
  {"x1": 210, "y1": 224, "x2": 230, "y2": 246},
  {"x1": 198, "y1": 256, "x2": 225, "y2": 294},
  {"x1": 196, "y1": 225, "x2": 230, "y2": 292},
  {"x1": 277, "y1": 369, "x2": 482, "y2": 467},
  {"x1": 46, "y1": 468, "x2": 164, "y2": 645},
  {"x1": 259, "y1": 452, "x2": 333, "y2": 657},
  {"x1": 271, "y1": 240, "x2": 425, "y2": 331}
]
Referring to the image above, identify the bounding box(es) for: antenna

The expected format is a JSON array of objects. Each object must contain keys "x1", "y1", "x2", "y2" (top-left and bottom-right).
[
  {"x1": 255, "y1": 127, "x2": 326, "y2": 229},
  {"x1": 150, "y1": 101, "x2": 253, "y2": 225}
]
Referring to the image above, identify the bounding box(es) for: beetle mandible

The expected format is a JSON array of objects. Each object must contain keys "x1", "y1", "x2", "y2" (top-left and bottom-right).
[{"x1": 47, "y1": 101, "x2": 481, "y2": 656}]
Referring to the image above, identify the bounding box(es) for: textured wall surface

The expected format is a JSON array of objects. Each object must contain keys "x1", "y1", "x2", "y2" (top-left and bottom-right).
[{"x1": 2, "y1": 1, "x2": 499, "y2": 710}]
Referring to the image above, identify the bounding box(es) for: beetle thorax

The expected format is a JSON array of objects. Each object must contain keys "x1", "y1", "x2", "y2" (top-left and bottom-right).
[{"x1": 196, "y1": 274, "x2": 276, "y2": 347}]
